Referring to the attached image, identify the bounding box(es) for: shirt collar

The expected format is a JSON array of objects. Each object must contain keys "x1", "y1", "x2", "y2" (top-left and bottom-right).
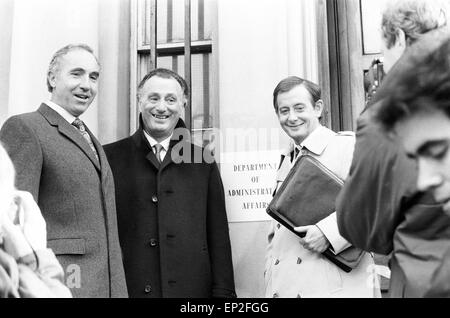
[
  {"x1": 300, "y1": 125, "x2": 335, "y2": 156},
  {"x1": 45, "y1": 101, "x2": 77, "y2": 124},
  {"x1": 143, "y1": 130, "x2": 172, "y2": 151}
]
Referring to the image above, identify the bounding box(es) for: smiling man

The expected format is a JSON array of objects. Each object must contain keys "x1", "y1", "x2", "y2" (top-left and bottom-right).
[
  {"x1": 0, "y1": 44, "x2": 128, "y2": 298},
  {"x1": 265, "y1": 76, "x2": 378, "y2": 298},
  {"x1": 103, "y1": 68, "x2": 236, "y2": 298}
]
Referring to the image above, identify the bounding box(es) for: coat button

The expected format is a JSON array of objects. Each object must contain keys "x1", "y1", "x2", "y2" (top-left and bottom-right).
[
  {"x1": 277, "y1": 223, "x2": 281, "y2": 229},
  {"x1": 144, "y1": 285, "x2": 152, "y2": 294},
  {"x1": 273, "y1": 293, "x2": 279, "y2": 298},
  {"x1": 151, "y1": 195, "x2": 158, "y2": 203},
  {"x1": 274, "y1": 259, "x2": 280, "y2": 265},
  {"x1": 149, "y1": 239, "x2": 158, "y2": 247}
]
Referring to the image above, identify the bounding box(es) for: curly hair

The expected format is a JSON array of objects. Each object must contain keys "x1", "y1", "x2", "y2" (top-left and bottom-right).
[
  {"x1": 375, "y1": 37, "x2": 450, "y2": 131},
  {"x1": 381, "y1": 0, "x2": 449, "y2": 48}
]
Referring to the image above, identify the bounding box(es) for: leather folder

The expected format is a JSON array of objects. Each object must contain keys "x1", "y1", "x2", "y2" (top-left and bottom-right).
[{"x1": 267, "y1": 154, "x2": 365, "y2": 273}]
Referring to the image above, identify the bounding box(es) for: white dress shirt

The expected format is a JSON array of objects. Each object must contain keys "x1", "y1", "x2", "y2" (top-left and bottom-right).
[
  {"x1": 143, "y1": 130, "x2": 172, "y2": 162},
  {"x1": 45, "y1": 101, "x2": 77, "y2": 124}
]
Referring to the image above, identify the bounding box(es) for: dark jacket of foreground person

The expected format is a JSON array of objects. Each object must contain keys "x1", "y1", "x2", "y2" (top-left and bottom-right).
[{"x1": 336, "y1": 28, "x2": 450, "y2": 298}]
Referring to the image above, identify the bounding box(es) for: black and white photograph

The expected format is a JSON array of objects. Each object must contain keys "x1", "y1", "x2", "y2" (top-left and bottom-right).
[{"x1": 1, "y1": 0, "x2": 450, "y2": 304}]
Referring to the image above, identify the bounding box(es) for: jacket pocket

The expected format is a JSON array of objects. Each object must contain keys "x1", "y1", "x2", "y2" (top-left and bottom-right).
[{"x1": 48, "y1": 238, "x2": 86, "y2": 255}]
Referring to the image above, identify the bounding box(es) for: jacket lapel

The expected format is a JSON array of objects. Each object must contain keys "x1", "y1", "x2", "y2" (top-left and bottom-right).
[
  {"x1": 133, "y1": 115, "x2": 189, "y2": 171},
  {"x1": 132, "y1": 129, "x2": 160, "y2": 170},
  {"x1": 83, "y1": 124, "x2": 103, "y2": 172},
  {"x1": 38, "y1": 103, "x2": 101, "y2": 172}
]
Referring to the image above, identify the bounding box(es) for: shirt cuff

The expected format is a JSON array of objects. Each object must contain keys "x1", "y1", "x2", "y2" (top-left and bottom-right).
[{"x1": 316, "y1": 212, "x2": 352, "y2": 254}]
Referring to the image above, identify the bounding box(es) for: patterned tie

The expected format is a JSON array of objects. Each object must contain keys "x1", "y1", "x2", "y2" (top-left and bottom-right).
[
  {"x1": 154, "y1": 144, "x2": 163, "y2": 164},
  {"x1": 72, "y1": 118, "x2": 100, "y2": 162},
  {"x1": 291, "y1": 147, "x2": 301, "y2": 163}
]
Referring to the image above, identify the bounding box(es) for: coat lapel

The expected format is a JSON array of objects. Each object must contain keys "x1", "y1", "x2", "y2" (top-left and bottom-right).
[
  {"x1": 159, "y1": 138, "x2": 185, "y2": 171},
  {"x1": 133, "y1": 115, "x2": 189, "y2": 171},
  {"x1": 132, "y1": 129, "x2": 160, "y2": 170},
  {"x1": 38, "y1": 104, "x2": 101, "y2": 172}
]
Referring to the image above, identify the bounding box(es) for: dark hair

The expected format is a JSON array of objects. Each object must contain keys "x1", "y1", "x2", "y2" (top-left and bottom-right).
[
  {"x1": 47, "y1": 44, "x2": 99, "y2": 93},
  {"x1": 376, "y1": 37, "x2": 450, "y2": 130},
  {"x1": 273, "y1": 76, "x2": 321, "y2": 111},
  {"x1": 137, "y1": 68, "x2": 189, "y2": 99}
]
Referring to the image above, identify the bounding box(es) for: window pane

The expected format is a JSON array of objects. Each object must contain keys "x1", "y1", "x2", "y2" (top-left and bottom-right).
[
  {"x1": 141, "y1": 0, "x2": 214, "y2": 45},
  {"x1": 156, "y1": 53, "x2": 214, "y2": 129}
]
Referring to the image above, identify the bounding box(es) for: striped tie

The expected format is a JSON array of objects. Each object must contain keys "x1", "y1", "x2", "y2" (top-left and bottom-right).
[
  {"x1": 72, "y1": 118, "x2": 99, "y2": 162},
  {"x1": 154, "y1": 144, "x2": 163, "y2": 164}
]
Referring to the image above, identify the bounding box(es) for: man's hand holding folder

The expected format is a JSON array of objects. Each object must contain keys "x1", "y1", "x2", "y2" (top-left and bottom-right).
[{"x1": 295, "y1": 225, "x2": 330, "y2": 254}]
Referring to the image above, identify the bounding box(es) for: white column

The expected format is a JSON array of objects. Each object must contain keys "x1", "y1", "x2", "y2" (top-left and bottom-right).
[{"x1": 7, "y1": 0, "x2": 100, "y2": 134}]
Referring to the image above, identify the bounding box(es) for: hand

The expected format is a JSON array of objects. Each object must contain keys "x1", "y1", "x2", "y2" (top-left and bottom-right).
[
  {"x1": 1, "y1": 191, "x2": 47, "y2": 259},
  {"x1": 294, "y1": 225, "x2": 330, "y2": 254}
]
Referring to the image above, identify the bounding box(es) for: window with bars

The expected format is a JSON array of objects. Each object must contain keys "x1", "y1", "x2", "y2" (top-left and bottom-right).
[{"x1": 134, "y1": 0, "x2": 217, "y2": 149}]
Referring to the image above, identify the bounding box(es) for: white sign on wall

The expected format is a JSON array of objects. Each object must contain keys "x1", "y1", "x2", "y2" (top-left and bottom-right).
[{"x1": 220, "y1": 150, "x2": 282, "y2": 223}]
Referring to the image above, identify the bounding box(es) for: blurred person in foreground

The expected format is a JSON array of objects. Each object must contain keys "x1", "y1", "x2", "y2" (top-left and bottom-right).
[
  {"x1": 0, "y1": 143, "x2": 71, "y2": 298},
  {"x1": 375, "y1": 38, "x2": 450, "y2": 297},
  {"x1": 336, "y1": 0, "x2": 450, "y2": 297}
]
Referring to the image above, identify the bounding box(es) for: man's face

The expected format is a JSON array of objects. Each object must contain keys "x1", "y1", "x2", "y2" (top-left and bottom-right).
[
  {"x1": 139, "y1": 76, "x2": 185, "y2": 142},
  {"x1": 276, "y1": 85, "x2": 322, "y2": 145},
  {"x1": 395, "y1": 109, "x2": 450, "y2": 215},
  {"x1": 48, "y1": 49, "x2": 100, "y2": 117}
]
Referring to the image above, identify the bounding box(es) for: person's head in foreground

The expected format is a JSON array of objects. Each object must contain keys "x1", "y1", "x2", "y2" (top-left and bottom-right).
[
  {"x1": 376, "y1": 38, "x2": 450, "y2": 215},
  {"x1": 380, "y1": 0, "x2": 449, "y2": 72}
]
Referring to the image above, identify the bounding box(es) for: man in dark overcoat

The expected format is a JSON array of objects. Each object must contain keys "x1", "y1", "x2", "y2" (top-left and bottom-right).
[{"x1": 104, "y1": 68, "x2": 236, "y2": 298}]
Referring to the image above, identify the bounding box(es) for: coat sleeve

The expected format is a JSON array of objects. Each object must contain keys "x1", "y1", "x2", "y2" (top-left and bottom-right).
[
  {"x1": 206, "y1": 162, "x2": 237, "y2": 298},
  {"x1": 0, "y1": 116, "x2": 43, "y2": 201},
  {"x1": 316, "y1": 212, "x2": 351, "y2": 254},
  {"x1": 336, "y1": 113, "x2": 416, "y2": 255},
  {"x1": 316, "y1": 134, "x2": 353, "y2": 254}
]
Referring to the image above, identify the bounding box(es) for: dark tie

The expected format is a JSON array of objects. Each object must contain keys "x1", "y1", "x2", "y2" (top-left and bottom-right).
[
  {"x1": 291, "y1": 147, "x2": 301, "y2": 163},
  {"x1": 72, "y1": 118, "x2": 99, "y2": 162},
  {"x1": 154, "y1": 144, "x2": 163, "y2": 164}
]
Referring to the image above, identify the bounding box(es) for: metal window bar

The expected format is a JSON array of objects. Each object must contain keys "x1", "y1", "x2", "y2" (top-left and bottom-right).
[
  {"x1": 149, "y1": 0, "x2": 157, "y2": 70},
  {"x1": 148, "y1": 0, "x2": 193, "y2": 131},
  {"x1": 184, "y1": 0, "x2": 192, "y2": 130}
]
